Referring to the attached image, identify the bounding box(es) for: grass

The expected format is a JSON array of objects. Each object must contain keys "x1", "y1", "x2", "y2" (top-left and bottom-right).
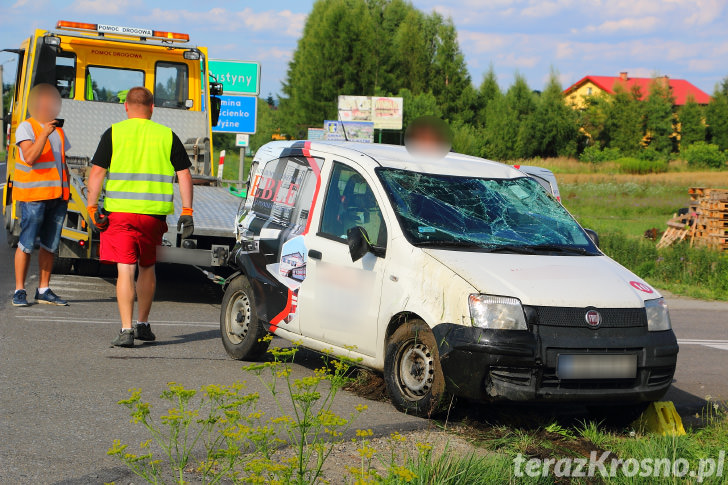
[
  {"x1": 212, "y1": 149, "x2": 253, "y2": 187},
  {"x1": 553, "y1": 170, "x2": 728, "y2": 300},
  {"x1": 456, "y1": 402, "x2": 728, "y2": 484}
]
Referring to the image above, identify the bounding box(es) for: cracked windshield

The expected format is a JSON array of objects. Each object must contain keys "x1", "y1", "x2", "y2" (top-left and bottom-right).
[{"x1": 378, "y1": 169, "x2": 598, "y2": 255}]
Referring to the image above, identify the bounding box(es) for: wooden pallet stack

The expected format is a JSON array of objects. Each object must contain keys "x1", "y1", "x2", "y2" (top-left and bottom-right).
[
  {"x1": 688, "y1": 187, "x2": 728, "y2": 251},
  {"x1": 657, "y1": 187, "x2": 728, "y2": 251}
]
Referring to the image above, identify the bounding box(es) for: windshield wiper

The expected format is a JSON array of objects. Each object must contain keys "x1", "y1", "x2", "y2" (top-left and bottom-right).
[
  {"x1": 524, "y1": 244, "x2": 596, "y2": 255},
  {"x1": 413, "y1": 240, "x2": 483, "y2": 249},
  {"x1": 481, "y1": 245, "x2": 537, "y2": 254}
]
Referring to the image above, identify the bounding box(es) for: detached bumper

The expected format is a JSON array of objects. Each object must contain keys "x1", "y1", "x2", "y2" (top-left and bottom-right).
[{"x1": 433, "y1": 323, "x2": 679, "y2": 403}]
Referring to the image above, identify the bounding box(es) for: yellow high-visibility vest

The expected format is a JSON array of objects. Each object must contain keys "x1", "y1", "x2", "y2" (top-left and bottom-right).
[{"x1": 104, "y1": 118, "x2": 175, "y2": 215}]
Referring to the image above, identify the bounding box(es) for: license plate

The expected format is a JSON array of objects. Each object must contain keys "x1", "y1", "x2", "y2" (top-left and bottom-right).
[{"x1": 557, "y1": 354, "x2": 637, "y2": 379}]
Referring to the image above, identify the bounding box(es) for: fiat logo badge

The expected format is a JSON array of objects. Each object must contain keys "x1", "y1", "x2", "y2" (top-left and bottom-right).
[{"x1": 585, "y1": 309, "x2": 602, "y2": 328}]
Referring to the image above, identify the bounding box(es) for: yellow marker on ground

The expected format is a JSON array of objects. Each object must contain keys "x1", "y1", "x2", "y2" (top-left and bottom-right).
[{"x1": 634, "y1": 401, "x2": 686, "y2": 436}]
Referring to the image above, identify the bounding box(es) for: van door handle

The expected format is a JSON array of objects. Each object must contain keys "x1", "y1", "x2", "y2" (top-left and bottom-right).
[{"x1": 308, "y1": 249, "x2": 323, "y2": 260}]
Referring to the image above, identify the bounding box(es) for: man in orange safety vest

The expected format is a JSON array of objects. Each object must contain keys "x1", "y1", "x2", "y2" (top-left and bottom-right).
[{"x1": 12, "y1": 83, "x2": 71, "y2": 307}]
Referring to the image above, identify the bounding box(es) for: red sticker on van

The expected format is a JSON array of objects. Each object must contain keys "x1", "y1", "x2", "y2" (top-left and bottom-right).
[{"x1": 630, "y1": 281, "x2": 653, "y2": 293}]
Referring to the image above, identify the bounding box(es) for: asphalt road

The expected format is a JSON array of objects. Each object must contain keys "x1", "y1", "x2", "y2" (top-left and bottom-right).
[{"x1": 1, "y1": 167, "x2": 727, "y2": 483}]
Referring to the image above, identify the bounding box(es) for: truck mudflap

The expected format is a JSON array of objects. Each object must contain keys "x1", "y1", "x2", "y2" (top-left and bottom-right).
[{"x1": 432, "y1": 322, "x2": 679, "y2": 403}]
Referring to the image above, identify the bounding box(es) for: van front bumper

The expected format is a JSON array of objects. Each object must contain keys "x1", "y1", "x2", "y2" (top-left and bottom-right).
[{"x1": 433, "y1": 323, "x2": 679, "y2": 403}]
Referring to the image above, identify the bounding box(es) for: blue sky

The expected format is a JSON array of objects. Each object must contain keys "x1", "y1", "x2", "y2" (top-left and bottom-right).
[{"x1": 2, "y1": 0, "x2": 727, "y2": 97}]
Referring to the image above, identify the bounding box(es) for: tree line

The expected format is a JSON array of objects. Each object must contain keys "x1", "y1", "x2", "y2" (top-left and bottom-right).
[{"x1": 235, "y1": 0, "x2": 728, "y2": 166}]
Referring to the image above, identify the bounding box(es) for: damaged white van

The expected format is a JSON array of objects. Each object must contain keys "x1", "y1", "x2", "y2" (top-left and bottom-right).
[{"x1": 220, "y1": 141, "x2": 678, "y2": 419}]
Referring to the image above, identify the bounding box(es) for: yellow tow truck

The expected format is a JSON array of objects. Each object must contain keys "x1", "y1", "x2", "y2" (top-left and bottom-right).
[{"x1": 2, "y1": 20, "x2": 240, "y2": 274}]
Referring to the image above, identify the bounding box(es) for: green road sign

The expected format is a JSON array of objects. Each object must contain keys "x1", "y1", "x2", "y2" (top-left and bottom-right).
[{"x1": 208, "y1": 59, "x2": 260, "y2": 96}]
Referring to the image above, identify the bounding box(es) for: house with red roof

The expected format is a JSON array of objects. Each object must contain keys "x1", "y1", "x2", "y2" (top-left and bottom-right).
[{"x1": 564, "y1": 72, "x2": 711, "y2": 109}]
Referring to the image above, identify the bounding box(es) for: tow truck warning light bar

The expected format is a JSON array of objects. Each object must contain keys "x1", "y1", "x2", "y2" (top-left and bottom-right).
[{"x1": 55, "y1": 20, "x2": 190, "y2": 43}]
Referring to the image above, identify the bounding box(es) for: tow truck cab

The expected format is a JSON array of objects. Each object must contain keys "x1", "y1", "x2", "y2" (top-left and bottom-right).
[{"x1": 3, "y1": 21, "x2": 235, "y2": 271}]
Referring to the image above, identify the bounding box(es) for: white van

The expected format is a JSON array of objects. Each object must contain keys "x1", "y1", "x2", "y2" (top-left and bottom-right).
[{"x1": 221, "y1": 141, "x2": 678, "y2": 419}]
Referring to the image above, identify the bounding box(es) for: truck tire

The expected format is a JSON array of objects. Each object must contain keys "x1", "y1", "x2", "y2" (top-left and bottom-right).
[
  {"x1": 384, "y1": 319, "x2": 449, "y2": 418},
  {"x1": 220, "y1": 275, "x2": 270, "y2": 361},
  {"x1": 52, "y1": 257, "x2": 73, "y2": 274},
  {"x1": 74, "y1": 258, "x2": 100, "y2": 276}
]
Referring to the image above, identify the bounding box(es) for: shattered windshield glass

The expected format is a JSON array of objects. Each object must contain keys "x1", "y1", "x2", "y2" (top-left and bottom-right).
[{"x1": 377, "y1": 168, "x2": 599, "y2": 255}]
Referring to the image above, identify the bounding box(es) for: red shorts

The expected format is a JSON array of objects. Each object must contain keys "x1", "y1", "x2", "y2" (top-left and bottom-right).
[{"x1": 100, "y1": 212, "x2": 168, "y2": 266}]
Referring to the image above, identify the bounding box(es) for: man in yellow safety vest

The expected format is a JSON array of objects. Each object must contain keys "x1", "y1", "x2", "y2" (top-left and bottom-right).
[{"x1": 86, "y1": 86, "x2": 194, "y2": 347}]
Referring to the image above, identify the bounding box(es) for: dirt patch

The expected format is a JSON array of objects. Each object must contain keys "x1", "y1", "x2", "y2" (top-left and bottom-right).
[{"x1": 343, "y1": 368, "x2": 389, "y2": 402}]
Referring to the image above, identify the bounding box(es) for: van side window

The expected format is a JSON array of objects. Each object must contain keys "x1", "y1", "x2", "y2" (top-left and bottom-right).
[{"x1": 320, "y1": 162, "x2": 387, "y2": 246}]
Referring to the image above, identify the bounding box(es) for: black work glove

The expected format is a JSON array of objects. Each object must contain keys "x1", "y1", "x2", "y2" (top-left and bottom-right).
[
  {"x1": 88, "y1": 205, "x2": 109, "y2": 232},
  {"x1": 177, "y1": 215, "x2": 194, "y2": 239}
]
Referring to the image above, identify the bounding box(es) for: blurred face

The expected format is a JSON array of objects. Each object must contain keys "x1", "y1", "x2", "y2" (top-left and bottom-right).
[
  {"x1": 28, "y1": 86, "x2": 62, "y2": 122},
  {"x1": 405, "y1": 116, "x2": 452, "y2": 159}
]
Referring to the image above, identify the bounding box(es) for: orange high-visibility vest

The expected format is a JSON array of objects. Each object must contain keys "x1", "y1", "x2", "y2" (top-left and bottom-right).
[{"x1": 13, "y1": 118, "x2": 70, "y2": 202}]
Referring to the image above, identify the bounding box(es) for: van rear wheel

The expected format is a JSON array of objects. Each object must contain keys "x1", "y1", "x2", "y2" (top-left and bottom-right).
[
  {"x1": 384, "y1": 319, "x2": 449, "y2": 418},
  {"x1": 220, "y1": 275, "x2": 270, "y2": 361}
]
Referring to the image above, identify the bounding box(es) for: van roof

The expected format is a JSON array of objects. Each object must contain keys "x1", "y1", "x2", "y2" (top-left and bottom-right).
[{"x1": 259, "y1": 140, "x2": 522, "y2": 179}]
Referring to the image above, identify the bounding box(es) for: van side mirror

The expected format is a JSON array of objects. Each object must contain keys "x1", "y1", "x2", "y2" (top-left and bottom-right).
[
  {"x1": 347, "y1": 226, "x2": 385, "y2": 262},
  {"x1": 347, "y1": 226, "x2": 371, "y2": 262},
  {"x1": 584, "y1": 229, "x2": 600, "y2": 248}
]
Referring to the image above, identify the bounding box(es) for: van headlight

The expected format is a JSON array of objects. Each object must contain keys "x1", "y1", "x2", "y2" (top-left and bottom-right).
[
  {"x1": 469, "y1": 294, "x2": 527, "y2": 330},
  {"x1": 645, "y1": 298, "x2": 671, "y2": 331}
]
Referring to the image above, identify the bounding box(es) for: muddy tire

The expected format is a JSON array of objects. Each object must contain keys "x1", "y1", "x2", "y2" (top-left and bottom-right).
[
  {"x1": 220, "y1": 275, "x2": 270, "y2": 361},
  {"x1": 384, "y1": 319, "x2": 449, "y2": 418}
]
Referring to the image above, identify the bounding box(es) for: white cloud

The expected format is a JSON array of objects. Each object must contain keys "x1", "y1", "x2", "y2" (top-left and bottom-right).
[
  {"x1": 521, "y1": 0, "x2": 575, "y2": 18},
  {"x1": 72, "y1": 0, "x2": 141, "y2": 15},
  {"x1": 582, "y1": 16, "x2": 660, "y2": 33},
  {"x1": 138, "y1": 7, "x2": 306, "y2": 38},
  {"x1": 458, "y1": 31, "x2": 512, "y2": 54},
  {"x1": 684, "y1": 0, "x2": 726, "y2": 25},
  {"x1": 688, "y1": 59, "x2": 719, "y2": 72},
  {"x1": 497, "y1": 53, "x2": 540, "y2": 69}
]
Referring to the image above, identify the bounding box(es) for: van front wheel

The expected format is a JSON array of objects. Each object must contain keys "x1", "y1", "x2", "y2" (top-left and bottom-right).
[
  {"x1": 220, "y1": 275, "x2": 270, "y2": 361},
  {"x1": 384, "y1": 320, "x2": 449, "y2": 418}
]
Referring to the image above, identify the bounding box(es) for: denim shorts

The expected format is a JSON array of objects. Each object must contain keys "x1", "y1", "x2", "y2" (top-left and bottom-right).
[{"x1": 18, "y1": 199, "x2": 69, "y2": 254}]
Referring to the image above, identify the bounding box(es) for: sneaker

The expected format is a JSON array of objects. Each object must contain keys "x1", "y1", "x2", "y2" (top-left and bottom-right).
[
  {"x1": 111, "y1": 329, "x2": 134, "y2": 348},
  {"x1": 12, "y1": 290, "x2": 29, "y2": 307},
  {"x1": 133, "y1": 322, "x2": 156, "y2": 341},
  {"x1": 35, "y1": 289, "x2": 68, "y2": 306}
]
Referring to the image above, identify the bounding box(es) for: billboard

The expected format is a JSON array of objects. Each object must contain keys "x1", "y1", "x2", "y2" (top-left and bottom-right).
[
  {"x1": 323, "y1": 120, "x2": 374, "y2": 143},
  {"x1": 337, "y1": 95, "x2": 403, "y2": 130},
  {"x1": 338, "y1": 96, "x2": 372, "y2": 122},
  {"x1": 307, "y1": 128, "x2": 325, "y2": 140},
  {"x1": 372, "y1": 96, "x2": 404, "y2": 130}
]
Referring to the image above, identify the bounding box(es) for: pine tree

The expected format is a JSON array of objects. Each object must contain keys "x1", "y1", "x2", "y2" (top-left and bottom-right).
[
  {"x1": 643, "y1": 77, "x2": 675, "y2": 154},
  {"x1": 429, "y1": 15, "x2": 474, "y2": 122},
  {"x1": 475, "y1": 66, "x2": 501, "y2": 128},
  {"x1": 282, "y1": 0, "x2": 377, "y2": 136},
  {"x1": 605, "y1": 84, "x2": 643, "y2": 154},
  {"x1": 508, "y1": 74, "x2": 537, "y2": 158},
  {"x1": 706, "y1": 84, "x2": 728, "y2": 151},
  {"x1": 523, "y1": 71, "x2": 579, "y2": 157},
  {"x1": 678, "y1": 96, "x2": 705, "y2": 149}
]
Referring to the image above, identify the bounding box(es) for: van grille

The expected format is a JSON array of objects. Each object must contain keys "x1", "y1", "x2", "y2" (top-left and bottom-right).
[{"x1": 530, "y1": 306, "x2": 647, "y2": 328}]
